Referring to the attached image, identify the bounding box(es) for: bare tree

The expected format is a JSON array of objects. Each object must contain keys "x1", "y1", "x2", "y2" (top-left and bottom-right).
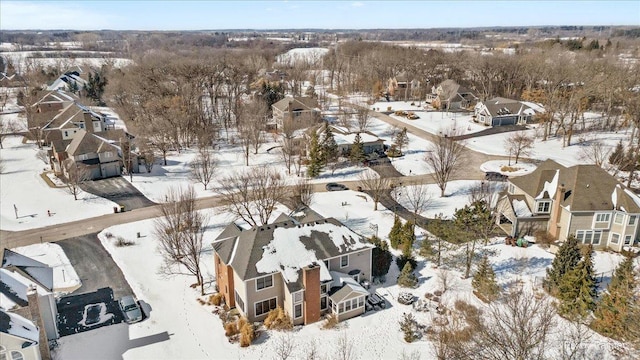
[
  {"x1": 504, "y1": 131, "x2": 534, "y2": 165},
  {"x1": 358, "y1": 168, "x2": 390, "y2": 211},
  {"x1": 217, "y1": 166, "x2": 287, "y2": 227},
  {"x1": 0, "y1": 87, "x2": 10, "y2": 112},
  {"x1": 355, "y1": 103, "x2": 371, "y2": 132},
  {"x1": 578, "y1": 138, "x2": 610, "y2": 168},
  {"x1": 425, "y1": 133, "x2": 467, "y2": 197},
  {"x1": 285, "y1": 177, "x2": 314, "y2": 211},
  {"x1": 401, "y1": 183, "x2": 432, "y2": 221},
  {"x1": 64, "y1": 161, "x2": 91, "y2": 200},
  {"x1": 190, "y1": 147, "x2": 217, "y2": 190},
  {"x1": 279, "y1": 122, "x2": 299, "y2": 175},
  {"x1": 273, "y1": 332, "x2": 296, "y2": 360},
  {"x1": 0, "y1": 120, "x2": 20, "y2": 149},
  {"x1": 333, "y1": 331, "x2": 357, "y2": 360},
  {"x1": 556, "y1": 320, "x2": 596, "y2": 360},
  {"x1": 154, "y1": 186, "x2": 208, "y2": 295}
]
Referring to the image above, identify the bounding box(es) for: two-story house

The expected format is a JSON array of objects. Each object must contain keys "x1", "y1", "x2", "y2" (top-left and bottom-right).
[
  {"x1": 474, "y1": 97, "x2": 543, "y2": 127},
  {"x1": 213, "y1": 212, "x2": 373, "y2": 325},
  {"x1": 496, "y1": 159, "x2": 640, "y2": 252},
  {"x1": 62, "y1": 129, "x2": 123, "y2": 180},
  {"x1": 426, "y1": 79, "x2": 478, "y2": 110},
  {"x1": 272, "y1": 96, "x2": 321, "y2": 132}
]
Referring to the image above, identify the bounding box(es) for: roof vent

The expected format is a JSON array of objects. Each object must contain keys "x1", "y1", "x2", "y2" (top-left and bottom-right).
[
  {"x1": 260, "y1": 227, "x2": 264, "y2": 231},
  {"x1": 586, "y1": 184, "x2": 590, "y2": 188}
]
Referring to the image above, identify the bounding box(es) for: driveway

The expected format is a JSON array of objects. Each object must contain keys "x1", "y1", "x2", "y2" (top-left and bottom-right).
[
  {"x1": 57, "y1": 287, "x2": 124, "y2": 336},
  {"x1": 57, "y1": 233, "x2": 133, "y2": 299},
  {"x1": 81, "y1": 176, "x2": 155, "y2": 211}
]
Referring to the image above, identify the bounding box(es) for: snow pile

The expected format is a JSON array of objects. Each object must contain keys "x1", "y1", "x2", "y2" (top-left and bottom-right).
[{"x1": 78, "y1": 303, "x2": 114, "y2": 327}]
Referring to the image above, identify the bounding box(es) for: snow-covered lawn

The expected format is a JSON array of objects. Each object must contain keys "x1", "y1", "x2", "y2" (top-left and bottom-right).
[
  {"x1": 480, "y1": 160, "x2": 537, "y2": 177},
  {"x1": 0, "y1": 135, "x2": 118, "y2": 231},
  {"x1": 11, "y1": 242, "x2": 81, "y2": 294}
]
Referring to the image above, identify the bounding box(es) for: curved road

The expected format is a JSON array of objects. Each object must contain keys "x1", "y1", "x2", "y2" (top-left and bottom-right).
[{"x1": 0, "y1": 108, "x2": 519, "y2": 251}]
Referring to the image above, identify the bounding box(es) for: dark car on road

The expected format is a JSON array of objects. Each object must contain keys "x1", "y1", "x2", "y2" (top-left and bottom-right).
[
  {"x1": 485, "y1": 171, "x2": 508, "y2": 181},
  {"x1": 326, "y1": 182, "x2": 348, "y2": 191}
]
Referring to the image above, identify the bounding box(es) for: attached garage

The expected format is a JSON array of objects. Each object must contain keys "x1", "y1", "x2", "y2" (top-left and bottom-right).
[{"x1": 101, "y1": 163, "x2": 121, "y2": 178}]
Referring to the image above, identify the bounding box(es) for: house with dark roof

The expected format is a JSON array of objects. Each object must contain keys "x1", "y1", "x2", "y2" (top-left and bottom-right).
[
  {"x1": 61, "y1": 129, "x2": 123, "y2": 180},
  {"x1": 496, "y1": 159, "x2": 640, "y2": 251},
  {"x1": 304, "y1": 124, "x2": 385, "y2": 157},
  {"x1": 272, "y1": 96, "x2": 321, "y2": 131},
  {"x1": 474, "y1": 97, "x2": 543, "y2": 127},
  {"x1": 427, "y1": 79, "x2": 478, "y2": 110},
  {"x1": 0, "y1": 309, "x2": 42, "y2": 360},
  {"x1": 213, "y1": 213, "x2": 374, "y2": 325}
]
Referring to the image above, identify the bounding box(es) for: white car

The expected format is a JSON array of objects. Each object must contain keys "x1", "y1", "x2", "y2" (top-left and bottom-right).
[{"x1": 118, "y1": 295, "x2": 143, "y2": 323}]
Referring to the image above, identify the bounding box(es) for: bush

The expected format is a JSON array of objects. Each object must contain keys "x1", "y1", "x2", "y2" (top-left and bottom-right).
[
  {"x1": 210, "y1": 293, "x2": 224, "y2": 306},
  {"x1": 238, "y1": 318, "x2": 255, "y2": 347},
  {"x1": 397, "y1": 262, "x2": 418, "y2": 288},
  {"x1": 399, "y1": 313, "x2": 419, "y2": 343},
  {"x1": 322, "y1": 313, "x2": 339, "y2": 330},
  {"x1": 224, "y1": 321, "x2": 238, "y2": 337},
  {"x1": 534, "y1": 230, "x2": 554, "y2": 246},
  {"x1": 115, "y1": 236, "x2": 134, "y2": 247},
  {"x1": 264, "y1": 307, "x2": 293, "y2": 331},
  {"x1": 395, "y1": 255, "x2": 417, "y2": 272}
]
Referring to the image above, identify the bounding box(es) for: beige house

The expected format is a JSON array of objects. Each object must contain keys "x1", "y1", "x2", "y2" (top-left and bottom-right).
[
  {"x1": 426, "y1": 79, "x2": 478, "y2": 110},
  {"x1": 213, "y1": 211, "x2": 373, "y2": 325},
  {"x1": 61, "y1": 129, "x2": 124, "y2": 180},
  {"x1": 496, "y1": 159, "x2": 640, "y2": 251},
  {"x1": 272, "y1": 96, "x2": 321, "y2": 132}
]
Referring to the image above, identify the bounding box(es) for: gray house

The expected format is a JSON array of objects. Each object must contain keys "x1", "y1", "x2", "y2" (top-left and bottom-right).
[
  {"x1": 63, "y1": 129, "x2": 123, "y2": 180},
  {"x1": 474, "y1": 97, "x2": 542, "y2": 127},
  {"x1": 272, "y1": 96, "x2": 321, "y2": 131},
  {"x1": 213, "y1": 212, "x2": 374, "y2": 325}
]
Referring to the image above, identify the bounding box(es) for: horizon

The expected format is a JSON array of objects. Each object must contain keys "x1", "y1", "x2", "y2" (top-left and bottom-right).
[{"x1": 1, "y1": 1, "x2": 638, "y2": 31}]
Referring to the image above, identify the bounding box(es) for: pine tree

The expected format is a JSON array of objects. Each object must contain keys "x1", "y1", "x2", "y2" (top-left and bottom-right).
[
  {"x1": 399, "y1": 313, "x2": 418, "y2": 343},
  {"x1": 472, "y1": 256, "x2": 500, "y2": 302},
  {"x1": 393, "y1": 127, "x2": 409, "y2": 155},
  {"x1": 557, "y1": 245, "x2": 597, "y2": 318},
  {"x1": 544, "y1": 235, "x2": 581, "y2": 295},
  {"x1": 320, "y1": 122, "x2": 338, "y2": 167},
  {"x1": 609, "y1": 140, "x2": 625, "y2": 166},
  {"x1": 349, "y1": 132, "x2": 365, "y2": 164},
  {"x1": 389, "y1": 215, "x2": 403, "y2": 249},
  {"x1": 397, "y1": 262, "x2": 418, "y2": 288},
  {"x1": 306, "y1": 131, "x2": 323, "y2": 177},
  {"x1": 400, "y1": 220, "x2": 416, "y2": 250},
  {"x1": 370, "y1": 235, "x2": 392, "y2": 280},
  {"x1": 592, "y1": 256, "x2": 639, "y2": 339}
]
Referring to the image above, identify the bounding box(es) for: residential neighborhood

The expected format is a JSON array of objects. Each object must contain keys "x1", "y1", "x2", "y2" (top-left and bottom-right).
[{"x1": 1, "y1": 3, "x2": 640, "y2": 360}]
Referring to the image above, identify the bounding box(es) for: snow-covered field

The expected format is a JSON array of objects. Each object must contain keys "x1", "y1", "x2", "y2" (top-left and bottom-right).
[
  {"x1": 2, "y1": 50, "x2": 132, "y2": 74},
  {"x1": 53, "y1": 186, "x2": 634, "y2": 359},
  {"x1": 0, "y1": 135, "x2": 118, "y2": 231}
]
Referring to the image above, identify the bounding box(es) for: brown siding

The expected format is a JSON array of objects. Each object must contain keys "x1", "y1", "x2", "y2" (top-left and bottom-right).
[
  {"x1": 302, "y1": 265, "x2": 320, "y2": 325},
  {"x1": 214, "y1": 253, "x2": 235, "y2": 308}
]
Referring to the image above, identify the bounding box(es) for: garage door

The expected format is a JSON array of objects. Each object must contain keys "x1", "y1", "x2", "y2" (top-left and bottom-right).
[{"x1": 102, "y1": 163, "x2": 120, "y2": 178}]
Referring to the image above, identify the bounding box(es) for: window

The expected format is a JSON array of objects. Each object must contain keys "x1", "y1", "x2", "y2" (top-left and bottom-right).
[
  {"x1": 339, "y1": 303, "x2": 344, "y2": 313},
  {"x1": 103, "y1": 151, "x2": 113, "y2": 158},
  {"x1": 358, "y1": 297, "x2": 364, "y2": 308},
  {"x1": 345, "y1": 300, "x2": 352, "y2": 312},
  {"x1": 576, "y1": 230, "x2": 602, "y2": 245},
  {"x1": 614, "y1": 213, "x2": 624, "y2": 225},
  {"x1": 320, "y1": 296, "x2": 328, "y2": 310},
  {"x1": 234, "y1": 290, "x2": 244, "y2": 312},
  {"x1": 294, "y1": 304, "x2": 302, "y2": 319},
  {"x1": 340, "y1": 255, "x2": 348, "y2": 268},
  {"x1": 78, "y1": 154, "x2": 89, "y2": 161},
  {"x1": 624, "y1": 235, "x2": 633, "y2": 245},
  {"x1": 294, "y1": 292, "x2": 303, "y2": 303},
  {"x1": 536, "y1": 201, "x2": 551, "y2": 214},
  {"x1": 611, "y1": 233, "x2": 620, "y2": 244},
  {"x1": 595, "y1": 213, "x2": 611, "y2": 223},
  {"x1": 256, "y1": 275, "x2": 273, "y2": 291},
  {"x1": 320, "y1": 283, "x2": 329, "y2": 294},
  {"x1": 629, "y1": 216, "x2": 637, "y2": 226},
  {"x1": 508, "y1": 184, "x2": 515, "y2": 194},
  {"x1": 255, "y1": 297, "x2": 277, "y2": 316}
]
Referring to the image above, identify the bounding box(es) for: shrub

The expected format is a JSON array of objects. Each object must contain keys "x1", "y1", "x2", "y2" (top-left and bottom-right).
[
  {"x1": 224, "y1": 321, "x2": 238, "y2": 337},
  {"x1": 500, "y1": 165, "x2": 521, "y2": 172},
  {"x1": 395, "y1": 254, "x2": 417, "y2": 273},
  {"x1": 397, "y1": 262, "x2": 418, "y2": 288},
  {"x1": 211, "y1": 293, "x2": 224, "y2": 306},
  {"x1": 322, "y1": 313, "x2": 339, "y2": 330},
  {"x1": 399, "y1": 313, "x2": 419, "y2": 343},
  {"x1": 534, "y1": 230, "x2": 554, "y2": 246},
  {"x1": 238, "y1": 318, "x2": 255, "y2": 347},
  {"x1": 264, "y1": 307, "x2": 293, "y2": 331},
  {"x1": 115, "y1": 236, "x2": 134, "y2": 247}
]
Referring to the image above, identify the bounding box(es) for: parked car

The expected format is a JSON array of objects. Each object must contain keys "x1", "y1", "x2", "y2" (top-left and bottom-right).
[
  {"x1": 326, "y1": 182, "x2": 348, "y2": 191},
  {"x1": 485, "y1": 171, "x2": 508, "y2": 181},
  {"x1": 118, "y1": 295, "x2": 143, "y2": 323}
]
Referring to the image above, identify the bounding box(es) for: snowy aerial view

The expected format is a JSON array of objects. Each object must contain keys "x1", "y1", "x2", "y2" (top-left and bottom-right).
[{"x1": 1, "y1": 1, "x2": 640, "y2": 360}]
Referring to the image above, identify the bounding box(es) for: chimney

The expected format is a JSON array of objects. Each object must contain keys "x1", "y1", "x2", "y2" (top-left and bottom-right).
[
  {"x1": 549, "y1": 183, "x2": 565, "y2": 239},
  {"x1": 83, "y1": 113, "x2": 94, "y2": 133},
  {"x1": 302, "y1": 264, "x2": 321, "y2": 324},
  {"x1": 27, "y1": 285, "x2": 52, "y2": 360}
]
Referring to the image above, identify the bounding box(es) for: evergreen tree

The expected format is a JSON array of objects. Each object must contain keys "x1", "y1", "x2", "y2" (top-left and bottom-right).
[
  {"x1": 320, "y1": 122, "x2": 338, "y2": 166},
  {"x1": 400, "y1": 220, "x2": 416, "y2": 250},
  {"x1": 399, "y1": 313, "x2": 418, "y2": 343},
  {"x1": 389, "y1": 215, "x2": 403, "y2": 249},
  {"x1": 349, "y1": 132, "x2": 365, "y2": 164},
  {"x1": 67, "y1": 80, "x2": 79, "y2": 94},
  {"x1": 393, "y1": 127, "x2": 409, "y2": 155},
  {"x1": 609, "y1": 140, "x2": 625, "y2": 166},
  {"x1": 85, "y1": 69, "x2": 108, "y2": 105},
  {"x1": 472, "y1": 256, "x2": 500, "y2": 302},
  {"x1": 557, "y1": 245, "x2": 597, "y2": 318},
  {"x1": 306, "y1": 131, "x2": 323, "y2": 177},
  {"x1": 397, "y1": 262, "x2": 418, "y2": 288},
  {"x1": 260, "y1": 82, "x2": 284, "y2": 114},
  {"x1": 544, "y1": 235, "x2": 581, "y2": 295},
  {"x1": 370, "y1": 235, "x2": 392, "y2": 280},
  {"x1": 592, "y1": 256, "x2": 639, "y2": 340}
]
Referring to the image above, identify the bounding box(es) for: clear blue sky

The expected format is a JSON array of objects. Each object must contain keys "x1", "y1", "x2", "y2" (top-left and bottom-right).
[{"x1": 1, "y1": 1, "x2": 638, "y2": 31}]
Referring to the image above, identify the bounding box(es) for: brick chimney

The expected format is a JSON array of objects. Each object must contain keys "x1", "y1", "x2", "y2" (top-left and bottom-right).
[
  {"x1": 302, "y1": 264, "x2": 321, "y2": 324},
  {"x1": 83, "y1": 112, "x2": 94, "y2": 133},
  {"x1": 27, "y1": 285, "x2": 51, "y2": 360},
  {"x1": 549, "y1": 183, "x2": 565, "y2": 239}
]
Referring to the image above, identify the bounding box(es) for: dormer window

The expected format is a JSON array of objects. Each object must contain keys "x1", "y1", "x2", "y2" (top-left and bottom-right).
[
  {"x1": 536, "y1": 200, "x2": 551, "y2": 214},
  {"x1": 595, "y1": 213, "x2": 611, "y2": 223}
]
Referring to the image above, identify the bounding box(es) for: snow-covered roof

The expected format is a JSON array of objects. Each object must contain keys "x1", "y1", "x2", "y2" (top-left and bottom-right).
[
  {"x1": 512, "y1": 199, "x2": 532, "y2": 217},
  {"x1": 535, "y1": 169, "x2": 559, "y2": 199},
  {"x1": 0, "y1": 268, "x2": 50, "y2": 309},
  {"x1": 334, "y1": 132, "x2": 382, "y2": 146},
  {"x1": 0, "y1": 309, "x2": 39, "y2": 344}
]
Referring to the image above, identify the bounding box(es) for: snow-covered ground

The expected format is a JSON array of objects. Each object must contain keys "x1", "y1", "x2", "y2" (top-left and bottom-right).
[
  {"x1": 2, "y1": 50, "x2": 132, "y2": 74},
  {"x1": 0, "y1": 135, "x2": 118, "y2": 231},
  {"x1": 53, "y1": 186, "x2": 634, "y2": 359},
  {"x1": 480, "y1": 160, "x2": 537, "y2": 177},
  {"x1": 11, "y1": 242, "x2": 81, "y2": 294}
]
